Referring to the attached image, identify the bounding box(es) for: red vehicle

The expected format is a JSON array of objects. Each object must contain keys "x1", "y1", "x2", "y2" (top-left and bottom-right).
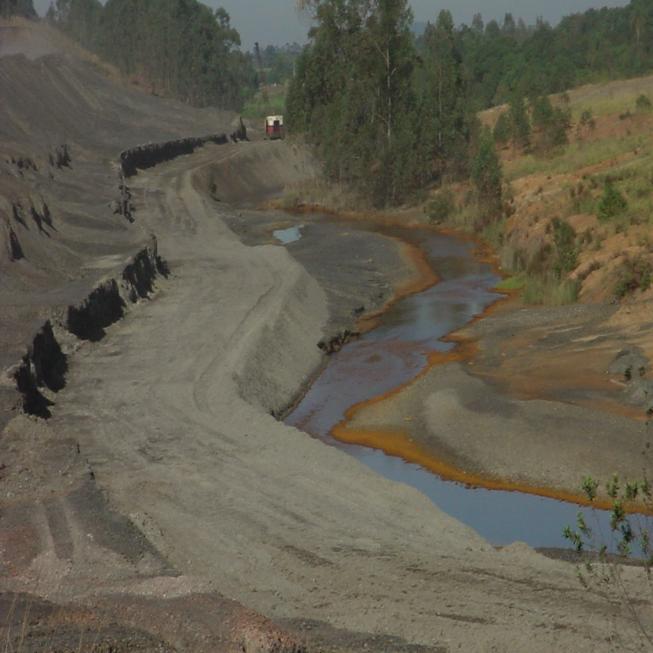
[{"x1": 265, "y1": 115, "x2": 284, "y2": 140}]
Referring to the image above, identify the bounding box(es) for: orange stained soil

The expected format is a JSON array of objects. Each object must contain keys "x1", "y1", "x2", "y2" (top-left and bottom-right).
[
  {"x1": 332, "y1": 337, "x2": 651, "y2": 514},
  {"x1": 357, "y1": 235, "x2": 439, "y2": 333},
  {"x1": 331, "y1": 422, "x2": 636, "y2": 512},
  {"x1": 282, "y1": 205, "x2": 651, "y2": 512},
  {"x1": 328, "y1": 224, "x2": 649, "y2": 512}
]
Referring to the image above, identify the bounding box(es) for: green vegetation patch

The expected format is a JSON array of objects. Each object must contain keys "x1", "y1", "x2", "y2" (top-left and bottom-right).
[
  {"x1": 506, "y1": 132, "x2": 651, "y2": 181},
  {"x1": 495, "y1": 275, "x2": 525, "y2": 291},
  {"x1": 598, "y1": 181, "x2": 629, "y2": 221},
  {"x1": 242, "y1": 87, "x2": 287, "y2": 121},
  {"x1": 614, "y1": 256, "x2": 653, "y2": 299},
  {"x1": 522, "y1": 276, "x2": 580, "y2": 305}
]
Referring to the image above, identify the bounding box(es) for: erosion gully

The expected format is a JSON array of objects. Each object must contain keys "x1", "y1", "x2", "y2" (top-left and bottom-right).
[{"x1": 282, "y1": 219, "x2": 617, "y2": 552}]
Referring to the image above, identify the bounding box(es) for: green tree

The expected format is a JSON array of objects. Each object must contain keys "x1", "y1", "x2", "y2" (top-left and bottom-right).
[
  {"x1": 493, "y1": 111, "x2": 511, "y2": 145},
  {"x1": 507, "y1": 94, "x2": 530, "y2": 149},
  {"x1": 48, "y1": 0, "x2": 256, "y2": 110},
  {"x1": 530, "y1": 95, "x2": 570, "y2": 154},
  {"x1": 288, "y1": 0, "x2": 419, "y2": 206},
  {"x1": 552, "y1": 218, "x2": 577, "y2": 277},
  {"x1": 418, "y1": 10, "x2": 468, "y2": 180},
  {"x1": 598, "y1": 181, "x2": 628, "y2": 221},
  {"x1": 471, "y1": 126, "x2": 503, "y2": 222},
  {"x1": 563, "y1": 474, "x2": 653, "y2": 648},
  {"x1": 0, "y1": 0, "x2": 36, "y2": 17}
]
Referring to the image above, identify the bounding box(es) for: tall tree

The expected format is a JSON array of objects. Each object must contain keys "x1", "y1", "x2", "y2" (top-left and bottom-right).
[
  {"x1": 419, "y1": 10, "x2": 468, "y2": 179},
  {"x1": 288, "y1": 0, "x2": 419, "y2": 206},
  {"x1": 471, "y1": 126, "x2": 503, "y2": 223},
  {"x1": 0, "y1": 0, "x2": 36, "y2": 18},
  {"x1": 48, "y1": 0, "x2": 256, "y2": 110}
]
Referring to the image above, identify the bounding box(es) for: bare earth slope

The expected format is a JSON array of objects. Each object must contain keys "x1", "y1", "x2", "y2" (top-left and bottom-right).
[{"x1": 1, "y1": 22, "x2": 652, "y2": 653}]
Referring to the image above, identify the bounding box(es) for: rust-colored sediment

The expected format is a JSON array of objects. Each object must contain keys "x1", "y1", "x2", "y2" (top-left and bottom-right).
[
  {"x1": 283, "y1": 203, "x2": 646, "y2": 511},
  {"x1": 328, "y1": 219, "x2": 649, "y2": 513},
  {"x1": 357, "y1": 235, "x2": 439, "y2": 333},
  {"x1": 332, "y1": 364, "x2": 649, "y2": 513},
  {"x1": 332, "y1": 423, "x2": 618, "y2": 510}
]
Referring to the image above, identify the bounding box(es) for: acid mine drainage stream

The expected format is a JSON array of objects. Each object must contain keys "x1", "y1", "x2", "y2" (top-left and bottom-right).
[{"x1": 282, "y1": 220, "x2": 621, "y2": 552}]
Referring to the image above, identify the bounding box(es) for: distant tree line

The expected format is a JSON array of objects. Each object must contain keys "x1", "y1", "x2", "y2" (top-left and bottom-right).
[
  {"x1": 287, "y1": 1, "x2": 474, "y2": 207},
  {"x1": 450, "y1": 0, "x2": 653, "y2": 110},
  {"x1": 1, "y1": 0, "x2": 36, "y2": 18},
  {"x1": 46, "y1": 0, "x2": 257, "y2": 110},
  {"x1": 254, "y1": 43, "x2": 302, "y2": 86},
  {"x1": 288, "y1": 0, "x2": 653, "y2": 207}
]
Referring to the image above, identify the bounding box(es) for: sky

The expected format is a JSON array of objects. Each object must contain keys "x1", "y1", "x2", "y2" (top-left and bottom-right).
[{"x1": 34, "y1": 0, "x2": 630, "y2": 50}]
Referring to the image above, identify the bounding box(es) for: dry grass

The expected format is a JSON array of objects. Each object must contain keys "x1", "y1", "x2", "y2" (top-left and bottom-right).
[
  {"x1": 564, "y1": 74, "x2": 653, "y2": 119},
  {"x1": 277, "y1": 176, "x2": 365, "y2": 213},
  {"x1": 505, "y1": 131, "x2": 652, "y2": 181}
]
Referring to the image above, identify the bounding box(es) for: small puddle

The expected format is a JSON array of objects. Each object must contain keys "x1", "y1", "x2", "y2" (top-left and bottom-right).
[
  {"x1": 286, "y1": 224, "x2": 618, "y2": 551},
  {"x1": 273, "y1": 225, "x2": 303, "y2": 245}
]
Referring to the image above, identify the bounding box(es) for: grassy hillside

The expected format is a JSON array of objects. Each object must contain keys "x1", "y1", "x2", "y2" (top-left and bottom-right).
[{"x1": 433, "y1": 74, "x2": 653, "y2": 306}]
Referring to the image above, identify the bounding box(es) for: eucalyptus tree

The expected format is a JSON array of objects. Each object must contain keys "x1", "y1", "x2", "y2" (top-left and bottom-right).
[
  {"x1": 1, "y1": 0, "x2": 36, "y2": 17},
  {"x1": 289, "y1": 0, "x2": 418, "y2": 205}
]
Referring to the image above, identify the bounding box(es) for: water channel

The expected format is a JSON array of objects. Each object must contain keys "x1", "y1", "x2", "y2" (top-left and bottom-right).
[{"x1": 284, "y1": 224, "x2": 621, "y2": 551}]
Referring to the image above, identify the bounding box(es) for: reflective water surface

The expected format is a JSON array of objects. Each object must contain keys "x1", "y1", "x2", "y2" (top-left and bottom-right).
[
  {"x1": 274, "y1": 225, "x2": 303, "y2": 244},
  {"x1": 287, "y1": 225, "x2": 618, "y2": 550}
]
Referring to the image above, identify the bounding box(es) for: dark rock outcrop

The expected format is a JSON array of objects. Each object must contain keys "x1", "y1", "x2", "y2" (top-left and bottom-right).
[
  {"x1": 12, "y1": 321, "x2": 67, "y2": 418},
  {"x1": 13, "y1": 240, "x2": 166, "y2": 416},
  {"x1": 9, "y1": 155, "x2": 37, "y2": 173},
  {"x1": 609, "y1": 346, "x2": 649, "y2": 381},
  {"x1": 318, "y1": 330, "x2": 360, "y2": 355},
  {"x1": 8, "y1": 227, "x2": 23, "y2": 260},
  {"x1": 230, "y1": 117, "x2": 248, "y2": 143},
  {"x1": 66, "y1": 238, "x2": 165, "y2": 342},
  {"x1": 66, "y1": 279, "x2": 126, "y2": 342},
  {"x1": 120, "y1": 133, "x2": 228, "y2": 177},
  {"x1": 48, "y1": 143, "x2": 71, "y2": 169}
]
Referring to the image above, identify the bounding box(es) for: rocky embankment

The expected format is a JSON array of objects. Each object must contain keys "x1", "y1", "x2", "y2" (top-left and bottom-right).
[{"x1": 0, "y1": 25, "x2": 311, "y2": 651}]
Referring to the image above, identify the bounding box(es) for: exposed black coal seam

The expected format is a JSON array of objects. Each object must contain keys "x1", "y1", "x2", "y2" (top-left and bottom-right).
[
  {"x1": 119, "y1": 133, "x2": 229, "y2": 178},
  {"x1": 12, "y1": 238, "x2": 166, "y2": 418},
  {"x1": 11, "y1": 131, "x2": 240, "y2": 418}
]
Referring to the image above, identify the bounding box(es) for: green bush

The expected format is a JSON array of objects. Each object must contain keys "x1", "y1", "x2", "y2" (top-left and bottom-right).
[
  {"x1": 597, "y1": 181, "x2": 628, "y2": 221},
  {"x1": 552, "y1": 218, "x2": 578, "y2": 277},
  {"x1": 493, "y1": 112, "x2": 511, "y2": 145},
  {"x1": 427, "y1": 188, "x2": 455, "y2": 223},
  {"x1": 471, "y1": 127, "x2": 503, "y2": 224},
  {"x1": 522, "y1": 276, "x2": 579, "y2": 305},
  {"x1": 614, "y1": 257, "x2": 653, "y2": 298},
  {"x1": 636, "y1": 94, "x2": 652, "y2": 112},
  {"x1": 531, "y1": 96, "x2": 570, "y2": 154},
  {"x1": 577, "y1": 109, "x2": 596, "y2": 136},
  {"x1": 568, "y1": 181, "x2": 596, "y2": 214}
]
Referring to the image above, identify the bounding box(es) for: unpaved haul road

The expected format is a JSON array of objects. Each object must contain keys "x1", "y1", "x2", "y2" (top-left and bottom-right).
[{"x1": 43, "y1": 143, "x2": 651, "y2": 651}]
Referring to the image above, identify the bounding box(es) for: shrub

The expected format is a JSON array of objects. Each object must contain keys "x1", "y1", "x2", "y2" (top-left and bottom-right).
[
  {"x1": 471, "y1": 127, "x2": 503, "y2": 224},
  {"x1": 493, "y1": 111, "x2": 511, "y2": 145},
  {"x1": 508, "y1": 95, "x2": 531, "y2": 149},
  {"x1": 597, "y1": 181, "x2": 628, "y2": 220},
  {"x1": 530, "y1": 95, "x2": 570, "y2": 154},
  {"x1": 552, "y1": 218, "x2": 578, "y2": 277},
  {"x1": 522, "y1": 276, "x2": 579, "y2": 305},
  {"x1": 577, "y1": 109, "x2": 596, "y2": 136},
  {"x1": 427, "y1": 188, "x2": 455, "y2": 223},
  {"x1": 614, "y1": 257, "x2": 653, "y2": 298},
  {"x1": 568, "y1": 181, "x2": 595, "y2": 214},
  {"x1": 636, "y1": 94, "x2": 652, "y2": 112}
]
